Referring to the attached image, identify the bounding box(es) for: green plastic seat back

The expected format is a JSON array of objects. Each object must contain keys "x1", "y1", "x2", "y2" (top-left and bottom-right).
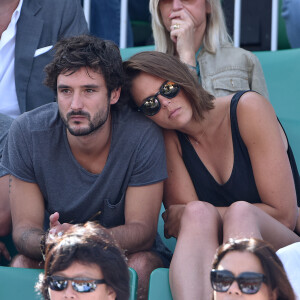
[
  {"x1": 0, "y1": 266, "x2": 42, "y2": 299},
  {"x1": 254, "y1": 48, "x2": 300, "y2": 168},
  {"x1": 158, "y1": 205, "x2": 177, "y2": 253},
  {"x1": 148, "y1": 268, "x2": 173, "y2": 300},
  {"x1": 120, "y1": 45, "x2": 155, "y2": 61},
  {"x1": 129, "y1": 267, "x2": 138, "y2": 300},
  {"x1": 254, "y1": 48, "x2": 300, "y2": 121},
  {"x1": 0, "y1": 266, "x2": 138, "y2": 300}
]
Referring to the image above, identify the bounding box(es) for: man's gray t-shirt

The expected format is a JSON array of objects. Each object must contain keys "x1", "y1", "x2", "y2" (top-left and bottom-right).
[
  {"x1": 0, "y1": 113, "x2": 13, "y2": 177},
  {"x1": 1, "y1": 103, "x2": 167, "y2": 228}
]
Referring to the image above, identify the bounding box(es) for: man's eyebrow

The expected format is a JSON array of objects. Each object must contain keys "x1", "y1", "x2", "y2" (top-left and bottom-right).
[
  {"x1": 82, "y1": 84, "x2": 100, "y2": 89},
  {"x1": 57, "y1": 84, "x2": 100, "y2": 89},
  {"x1": 57, "y1": 84, "x2": 70, "y2": 89}
]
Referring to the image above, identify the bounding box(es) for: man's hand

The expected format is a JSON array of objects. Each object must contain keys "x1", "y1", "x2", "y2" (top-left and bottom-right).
[
  {"x1": 162, "y1": 204, "x2": 186, "y2": 239},
  {"x1": 49, "y1": 212, "x2": 72, "y2": 236},
  {"x1": 0, "y1": 241, "x2": 11, "y2": 261}
]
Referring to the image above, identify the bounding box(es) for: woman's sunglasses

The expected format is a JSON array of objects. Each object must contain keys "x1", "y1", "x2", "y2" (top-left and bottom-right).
[
  {"x1": 47, "y1": 275, "x2": 106, "y2": 293},
  {"x1": 210, "y1": 269, "x2": 267, "y2": 294},
  {"x1": 137, "y1": 80, "x2": 180, "y2": 116}
]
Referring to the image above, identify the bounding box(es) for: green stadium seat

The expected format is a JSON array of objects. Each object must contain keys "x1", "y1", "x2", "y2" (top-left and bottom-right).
[
  {"x1": 158, "y1": 205, "x2": 177, "y2": 253},
  {"x1": 148, "y1": 268, "x2": 173, "y2": 300},
  {"x1": 254, "y1": 48, "x2": 300, "y2": 121},
  {"x1": 129, "y1": 267, "x2": 138, "y2": 300},
  {"x1": 0, "y1": 266, "x2": 42, "y2": 299},
  {"x1": 120, "y1": 45, "x2": 155, "y2": 61},
  {"x1": 0, "y1": 266, "x2": 138, "y2": 300},
  {"x1": 254, "y1": 48, "x2": 300, "y2": 166}
]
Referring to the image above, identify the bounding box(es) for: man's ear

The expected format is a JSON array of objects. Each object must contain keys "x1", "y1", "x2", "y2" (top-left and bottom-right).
[{"x1": 110, "y1": 87, "x2": 121, "y2": 105}]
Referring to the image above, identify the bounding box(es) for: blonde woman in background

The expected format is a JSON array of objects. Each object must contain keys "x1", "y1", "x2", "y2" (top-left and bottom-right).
[{"x1": 149, "y1": 0, "x2": 269, "y2": 99}]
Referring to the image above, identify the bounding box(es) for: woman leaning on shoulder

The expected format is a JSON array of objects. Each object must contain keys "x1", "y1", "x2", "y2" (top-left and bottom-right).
[{"x1": 123, "y1": 51, "x2": 300, "y2": 300}]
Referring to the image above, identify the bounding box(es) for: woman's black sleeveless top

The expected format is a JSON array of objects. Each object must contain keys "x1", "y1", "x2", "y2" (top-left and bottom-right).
[{"x1": 176, "y1": 91, "x2": 300, "y2": 206}]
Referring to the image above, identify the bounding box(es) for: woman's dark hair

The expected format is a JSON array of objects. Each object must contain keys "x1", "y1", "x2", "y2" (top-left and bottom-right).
[
  {"x1": 37, "y1": 222, "x2": 130, "y2": 300},
  {"x1": 212, "y1": 238, "x2": 295, "y2": 300},
  {"x1": 122, "y1": 51, "x2": 214, "y2": 120},
  {"x1": 44, "y1": 34, "x2": 124, "y2": 101}
]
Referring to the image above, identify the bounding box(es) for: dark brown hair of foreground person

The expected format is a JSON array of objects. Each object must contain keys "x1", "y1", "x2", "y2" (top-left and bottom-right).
[
  {"x1": 212, "y1": 238, "x2": 295, "y2": 300},
  {"x1": 36, "y1": 222, "x2": 130, "y2": 300},
  {"x1": 122, "y1": 51, "x2": 215, "y2": 121}
]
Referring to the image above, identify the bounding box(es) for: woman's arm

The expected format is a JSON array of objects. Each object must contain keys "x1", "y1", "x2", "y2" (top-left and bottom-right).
[
  {"x1": 163, "y1": 129, "x2": 199, "y2": 208},
  {"x1": 237, "y1": 92, "x2": 298, "y2": 230},
  {"x1": 162, "y1": 130, "x2": 200, "y2": 238}
]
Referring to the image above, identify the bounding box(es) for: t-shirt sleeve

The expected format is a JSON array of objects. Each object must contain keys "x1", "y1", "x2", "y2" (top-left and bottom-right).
[
  {"x1": 128, "y1": 122, "x2": 168, "y2": 186},
  {"x1": 1, "y1": 118, "x2": 36, "y2": 183}
]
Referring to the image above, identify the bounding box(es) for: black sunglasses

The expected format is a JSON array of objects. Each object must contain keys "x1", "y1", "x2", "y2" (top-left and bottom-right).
[
  {"x1": 137, "y1": 80, "x2": 180, "y2": 116},
  {"x1": 47, "y1": 275, "x2": 106, "y2": 293},
  {"x1": 210, "y1": 269, "x2": 267, "y2": 294}
]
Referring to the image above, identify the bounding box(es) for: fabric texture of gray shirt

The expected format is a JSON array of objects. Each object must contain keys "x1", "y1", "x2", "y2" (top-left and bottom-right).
[
  {"x1": 0, "y1": 113, "x2": 13, "y2": 177},
  {"x1": 1, "y1": 103, "x2": 168, "y2": 228}
]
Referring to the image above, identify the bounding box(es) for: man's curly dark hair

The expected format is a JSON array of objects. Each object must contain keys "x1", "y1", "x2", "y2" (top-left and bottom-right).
[{"x1": 44, "y1": 34, "x2": 124, "y2": 101}]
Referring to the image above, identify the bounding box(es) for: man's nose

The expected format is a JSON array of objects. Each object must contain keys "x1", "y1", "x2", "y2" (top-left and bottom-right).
[{"x1": 70, "y1": 92, "x2": 84, "y2": 111}]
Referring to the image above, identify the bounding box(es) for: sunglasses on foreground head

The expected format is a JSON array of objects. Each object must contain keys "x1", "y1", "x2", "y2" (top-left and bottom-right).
[
  {"x1": 137, "y1": 80, "x2": 180, "y2": 116},
  {"x1": 210, "y1": 269, "x2": 267, "y2": 294},
  {"x1": 47, "y1": 275, "x2": 106, "y2": 293}
]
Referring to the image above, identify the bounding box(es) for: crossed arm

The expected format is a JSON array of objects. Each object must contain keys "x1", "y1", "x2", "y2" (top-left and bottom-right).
[{"x1": 10, "y1": 175, "x2": 163, "y2": 260}]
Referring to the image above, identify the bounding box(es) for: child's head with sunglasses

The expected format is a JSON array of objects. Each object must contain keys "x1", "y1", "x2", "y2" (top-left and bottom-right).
[
  {"x1": 211, "y1": 238, "x2": 295, "y2": 300},
  {"x1": 36, "y1": 222, "x2": 130, "y2": 300}
]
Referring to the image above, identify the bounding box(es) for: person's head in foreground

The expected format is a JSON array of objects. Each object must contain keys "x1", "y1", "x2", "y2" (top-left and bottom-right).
[
  {"x1": 123, "y1": 51, "x2": 214, "y2": 125},
  {"x1": 37, "y1": 222, "x2": 130, "y2": 300},
  {"x1": 211, "y1": 238, "x2": 295, "y2": 300}
]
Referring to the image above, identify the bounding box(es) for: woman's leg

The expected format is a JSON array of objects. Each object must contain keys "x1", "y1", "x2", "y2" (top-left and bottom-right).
[
  {"x1": 222, "y1": 201, "x2": 300, "y2": 250},
  {"x1": 169, "y1": 201, "x2": 222, "y2": 300}
]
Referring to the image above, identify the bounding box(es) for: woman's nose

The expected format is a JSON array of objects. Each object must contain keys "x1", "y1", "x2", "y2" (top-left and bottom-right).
[
  {"x1": 159, "y1": 96, "x2": 171, "y2": 108},
  {"x1": 227, "y1": 281, "x2": 242, "y2": 296},
  {"x1": 172, "y1": 0, "x2": 184, "y2": 11},
  {"x1": 63, "y1": 283, "x2": 76, "y2": 299}
]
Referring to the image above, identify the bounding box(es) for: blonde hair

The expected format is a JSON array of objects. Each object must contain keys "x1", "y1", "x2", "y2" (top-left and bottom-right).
[{"x1": 150, "y1": 0, "x2": 232, "y2": 54}]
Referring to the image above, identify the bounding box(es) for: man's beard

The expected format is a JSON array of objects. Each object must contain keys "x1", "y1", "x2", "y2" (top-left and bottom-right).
[{"x1": 60, "y1": 101, "x2": 110, "y2": 137}]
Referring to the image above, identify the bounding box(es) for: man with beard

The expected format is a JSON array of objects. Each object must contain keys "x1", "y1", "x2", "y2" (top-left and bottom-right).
[{"x1": 1, "y1": 35, "x2": 171, "y2": 300}]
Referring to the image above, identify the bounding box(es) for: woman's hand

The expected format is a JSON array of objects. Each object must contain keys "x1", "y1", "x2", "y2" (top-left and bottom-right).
[
  {"x1": 169, "y1": 9, "x2": 197, "y2": 66},
  {"x1": 162, "y1": 204, "x2": 186, "y2": 239}
]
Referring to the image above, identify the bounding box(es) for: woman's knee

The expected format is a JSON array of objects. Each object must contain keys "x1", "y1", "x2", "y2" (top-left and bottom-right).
[
  {"x1": 181, "y1": 201, "x2": 220, "y2": 230},
  {"x1": 224, "y1": 201, "x2": 257, "y2": 225}
]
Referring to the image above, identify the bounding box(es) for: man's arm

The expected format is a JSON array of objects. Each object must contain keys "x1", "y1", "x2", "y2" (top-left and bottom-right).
[
  {"x1": 108, "y1": 182, "x2": 163, "y2": 254},
  {"x1": 0, "y1": 175, "x2": 11, "y2": 236},
  {"x1": 9, "y1": 176, "x2": 45, "y2": 261}
]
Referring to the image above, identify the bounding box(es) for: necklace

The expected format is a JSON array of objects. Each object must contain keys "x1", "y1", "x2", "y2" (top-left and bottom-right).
[
  {"x1": 186, "y1": 102, "x2": 229, "y2": 146},
  {"x1": 184, "y1": 128, "x2": 206, "y2": 146}
]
